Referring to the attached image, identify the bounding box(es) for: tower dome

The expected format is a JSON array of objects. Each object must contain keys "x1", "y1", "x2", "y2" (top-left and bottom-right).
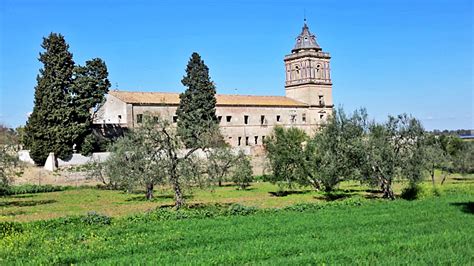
[{"x1": 292, "y1": 20, "x2": 321, "y2": 53}]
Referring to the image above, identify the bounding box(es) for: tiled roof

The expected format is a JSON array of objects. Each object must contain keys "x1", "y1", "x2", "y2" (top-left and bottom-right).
[{"x1": 109, "y1": 90, "x2": 308, "y2": 107}]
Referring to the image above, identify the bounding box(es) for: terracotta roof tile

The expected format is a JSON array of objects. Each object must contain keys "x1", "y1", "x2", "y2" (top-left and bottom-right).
[{"x1": 109, "y1": 90, "x2": 308, "y2": 107}]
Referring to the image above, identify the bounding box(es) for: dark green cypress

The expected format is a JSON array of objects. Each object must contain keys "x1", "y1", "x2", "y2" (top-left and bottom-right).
[
  {"x1": 25, "y1": 33, "x2": 77, "y2": 165},
  {"x1": 176, "y1": 53, "x2": 219, "y2": 148}
]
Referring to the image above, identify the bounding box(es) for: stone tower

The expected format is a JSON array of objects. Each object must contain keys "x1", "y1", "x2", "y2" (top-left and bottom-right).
[{"x1": 284, "y1": 20, "x2": 333, "y2": 115}]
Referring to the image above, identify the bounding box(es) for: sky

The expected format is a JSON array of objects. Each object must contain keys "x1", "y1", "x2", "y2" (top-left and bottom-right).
[{"x1": 0, "y1": 0, "x2": 472, "y2": 130}]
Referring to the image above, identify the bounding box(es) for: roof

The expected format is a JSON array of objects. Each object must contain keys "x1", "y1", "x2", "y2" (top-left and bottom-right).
[
  {"x1": 292, "y1": 20, "x2": 321, "y2": 52},
  {"x1": 108, "y1": 90, "x2": 308, "y2": 107}
]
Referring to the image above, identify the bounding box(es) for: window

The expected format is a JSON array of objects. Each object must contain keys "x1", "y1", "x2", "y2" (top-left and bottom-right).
[
  {"x1": 244, "y1": 115, "x2": 249, "y2": 125},
  {"x1": 118, "y1": 115, "x2": 122, "y2": 120},
  {"x1": 254, "y1": 136, "x2": 258, "y2": 145},
  {"x1": 238, "y1": 137, "x2": 242, "y2": 146},
  {"x1": 319, "y1": 95, "x2": 324, "y2": 106},
  {"x1": 218, "y1": 116, "x2": 222, "y2": 122},
  {"x1": 302, "y1": 113, "x2": 306, "y2": 123},
  {"x1": 320, "y1": 114, "x2": 324, "y2": 120},
  {"x1": 245, "y1": 137, "x2": 249, "y2": 146},
  {"x1": 226, "y1": 116, "x2": 232, "y2": 122},
  {"x1": 137, "y1": 114, "x2": 143, "y2": 124},
  {"x1": 276, "y1": 115, "x2": 281, "y2": 122},
  {"x1": 290, "y1": 114, "x2": 297, "y2": 123},
  {"x1": 173, "y1": 116, "x2": 178, "y2": 123},
  {"x1": 260, "y1": 115, "x2": 265, "y2": 125},
  {"x1": 295, "y1": 65, "x2": 300, "y2": 75},
  {"x1": 262, "y1": 136, "x2": 266, "y2": 143}
]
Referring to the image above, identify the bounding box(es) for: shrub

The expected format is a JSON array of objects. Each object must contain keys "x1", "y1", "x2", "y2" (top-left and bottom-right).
[
  {"x1": 401, "y1": 185, "x2": 421, "y2": 200},
  {"x1": 0, "y1": 222, "x2": 23, "y2": 237},
  {"x1": 81, "y1": 212, "x2": 112, "y2": 226},
  {"x1": 0, "y1": 184, "x2": 69, "y2": 196}
]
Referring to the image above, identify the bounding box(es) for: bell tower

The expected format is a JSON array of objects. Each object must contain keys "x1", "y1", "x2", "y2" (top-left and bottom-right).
[{"x1": 284, "y1": 20, "x2": 333, "y2": 109}]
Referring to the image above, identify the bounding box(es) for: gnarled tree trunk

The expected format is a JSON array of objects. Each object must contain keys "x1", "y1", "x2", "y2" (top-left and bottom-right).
[{"x1": 146, "y1": 183, "x2": 154, "y2": 200}]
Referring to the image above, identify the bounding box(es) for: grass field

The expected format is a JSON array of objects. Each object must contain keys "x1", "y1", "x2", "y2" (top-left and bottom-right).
[
  {"x1": 0, "y1": 173, "x2": 473, "y2": 264},
  {"x1": 1, "y1": 190, "x2": 473, "y2": 264}
]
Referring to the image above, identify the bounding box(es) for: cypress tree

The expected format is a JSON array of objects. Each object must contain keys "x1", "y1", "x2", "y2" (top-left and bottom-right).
[
  {"x1": 25, "y1": 33, "x2": 78, "y2": 165},
  {"x1": 176, "y1": 52, "x2": 219, "y2": 148},
  {"x1": 71, "y1": 58, "x2": 111, "y2": 154}
]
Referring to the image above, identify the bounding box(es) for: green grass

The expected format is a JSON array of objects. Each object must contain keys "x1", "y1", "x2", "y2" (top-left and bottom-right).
[
  {"x1": 1, "y1": 191, "x2": 473, "y2": 264},
  {"x1": 1, "y1": 172, "x2": 473, "y2": 222}
]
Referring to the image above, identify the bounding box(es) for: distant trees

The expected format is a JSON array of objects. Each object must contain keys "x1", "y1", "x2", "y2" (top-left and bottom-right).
[
  {"x1": 231, "y1": 151, "x2": 253, "y2": 190},
  {"x1": 264, "y1": 108, "x2": 431, "y2": 199},
  {"x1": 264, "y1": 126, "x2": 308, "y2": 190},
  {"x1": 0, "y1": 124, "x2": 22, "y2": 189},
  {"x1": 176, "y1": 52, "x2": 220, "y2": 148},
  {"x1": 24, "y1": 33, "x2": 110, "y2": 165}
]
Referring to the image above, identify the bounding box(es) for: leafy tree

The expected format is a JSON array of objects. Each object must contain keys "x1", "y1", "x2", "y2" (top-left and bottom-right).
[
  {"x1": 231, "y1": 151, "x2": 253, "y2": 190},
  {"x1": 101, "y1": 115, "x2": 167, "y2": 199},
  {"x1": 176, "y1": 52, "x2": 219, "y2": 148},
  {"x1": 359, "y1": 114, "x2": 425, "y2": 199},
  {"x1": 0, "y1": 124, "x2": 22, "y2": 189},
  {"x1": 25, "y1": 33, "x2": 78, "y2": 165},
  {"x1": 206, "y1": 147, "x2": 237, "y2": 187},
  {"x1": 423, "y1": 134, "x2": 450, "y2": 185},
  {"x1": 71, "y1": 58, "x2": 111, "y2": 155},
  {"x1": 305, "y1": 108, "x2": 367, "y2": 191},
  {"x1": 25, "y1": 34, "x2": 110, "y2": 164},
  {"x1": 100, "y1": 114, "x2": 213, "y2": 207},
  {"x1": 264, "y1": 126, "x2": 308, "y2": 189}
]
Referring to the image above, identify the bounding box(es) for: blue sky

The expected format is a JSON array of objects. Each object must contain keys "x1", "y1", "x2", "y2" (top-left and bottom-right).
[{"x1": 0, "y1": 0, "x2": 472, "y2": 130}]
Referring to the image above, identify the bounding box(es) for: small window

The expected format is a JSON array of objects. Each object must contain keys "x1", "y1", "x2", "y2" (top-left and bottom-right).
[
  {"x1": 137, "y1": 114, "x2": 143, "y2": 124},
  {"x1": 302, "y1": 113, "x2": 306, "y2": 123},
  {"x1": 262, "y1": 136, "x2": 266, "y2": 143},
  {"x1": 260, "y1": 115, "x2": 265, "y2": 125},
  {"x1": 226, "y1": 116, "x2": 232, "y2": 122},
  {"x1": 245, "y1": 137, "x2": 249, "y2": 146},
  {"x1": 238, "y1": 137, "x2": 242, "y2": 146},
  {"x1": 218, "y1": 116, "x2": 222, "y2": 122},
  {"x1": 290, "y1": 114, "x2": 297, "y2": 123},
  {"x1": 173, "y1": 116, "x2": 178, "y2": 123},
  {"x1": 320, "y1": 114, "x2": 324, "y2": 120},
  {"x1": 319, "y1": 95, "x2": 325, "y2": 105},
  {"x1": 254, "y1": 136, "x2": 258, "y2": 145},
  {"x1": 276, "y1": 115, "x2": 281, "y2": 122},
  {"x1": 118, "y1": 115, "x2": 122, "y2": 120},
  {"x1": 244, "y1": 115, "x2": 249, "y2": 125}
]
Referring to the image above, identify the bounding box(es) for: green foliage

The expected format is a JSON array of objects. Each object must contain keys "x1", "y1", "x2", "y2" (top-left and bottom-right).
[
  {"x1": 0, "y1": 184, "x2": 68, "y2": 196},
  {"x1": 205, "y1": 147, "x2": 236, "y2": 186},
  {"x1": 0, "y1": 125, "x2": 22, "y2": 189},
  {"x1": 72, "y1": 58, "x2": 111, "y2": 152},
  {"x1": 359, "y1": 114, "x2": 426, "y2": 199},
  {"x1": 400, "y1": 184, "x2": 421, "y2": 200},
  {"x1": 24, "y1": 34, "x2": 110, "y2": 165},
  {"x1": 176, "y1": 52, "x2": 219, "y2": 148},
  {"x1": 231, "y1": 151, "x2": 253, "y2": 190},
  {"x1": 81, "y1": 212, "x2": 111, "y2": 226},
  {"x1": 264, "y1": 126, "x2": 308, "y2": 189},
  {"x1": 0, "y1": 222, "x2": 23, "y2": 237},
  {"x1": 25, "y1": 33, "x2": 77, "y2": 165},
  {"x1": 305, "y1": 108, "x2": 367, "y2": 191}
]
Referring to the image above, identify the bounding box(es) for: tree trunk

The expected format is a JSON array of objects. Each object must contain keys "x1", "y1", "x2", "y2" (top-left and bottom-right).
[
  {"x1": 146, "y1": 183, "x2": 154, "y2": 200},
  {"x1": 218, "y1": 180, "x2": 222, "y2": 187},
  {"x1": 170, "y1": 166, "x2": 184, "y2": 209},
  {"x1": 431, "y1": 165, "x2": 435, "y2": 186},
  {"x1": 441, "y1": 172, "x2": 448, "y2": 185},
  {"x1": 381, "y1": 178, "x2": 395, "y2": 200}
]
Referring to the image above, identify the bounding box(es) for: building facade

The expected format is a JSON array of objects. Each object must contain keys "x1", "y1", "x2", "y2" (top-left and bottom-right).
[{"x1": 93, "y1": 21, "x2": 333, "y2": 147}]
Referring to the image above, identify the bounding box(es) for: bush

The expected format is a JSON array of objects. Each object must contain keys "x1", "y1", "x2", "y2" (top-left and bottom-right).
[
  {"x1": 0, "y1": 222, "x2": 23, "y2": 237},
  {"x1": 226, "y1": 204, "x2": 257, "y2": 216},
  {"x1": 401, "y1": 185, "x2": 421, "y2": 200},
  {"x1": 231, "y1": 152, "x2": 253, "y2": 190},
  {"x1": 0, "y1": 184, "x2": 69, "y2": 196},
  {"x1": 81, "y1": 212, "x2": 112, "y2": 226}
]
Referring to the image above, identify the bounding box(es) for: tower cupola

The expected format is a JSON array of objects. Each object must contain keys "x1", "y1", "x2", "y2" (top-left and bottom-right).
[{"x1": 292, "y1": 20, "x2": 321, "y2": 53}]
